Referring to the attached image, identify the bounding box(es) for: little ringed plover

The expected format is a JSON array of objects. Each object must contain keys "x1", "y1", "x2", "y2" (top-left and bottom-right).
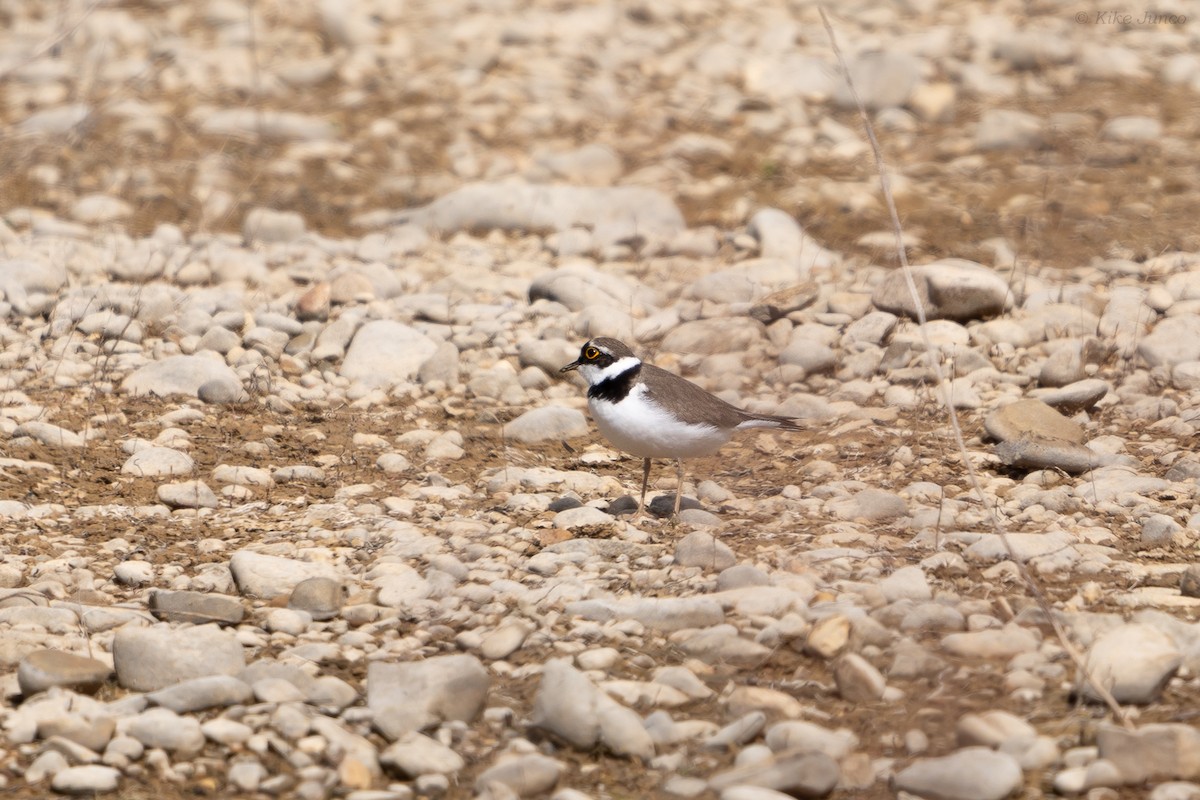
[{"x1": 560, "y1": 337, "x2": 803, "y2": 517}]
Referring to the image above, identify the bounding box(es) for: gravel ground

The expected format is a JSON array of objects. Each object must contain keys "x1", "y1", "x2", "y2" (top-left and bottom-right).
[{"x1": 2, "y1": 1, "x2": 1200, "y2": 799}]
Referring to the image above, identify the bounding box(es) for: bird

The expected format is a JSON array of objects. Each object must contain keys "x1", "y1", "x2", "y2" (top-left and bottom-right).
[{"x1": 560, "y1": 336, "x2": 804, "y2": 518}]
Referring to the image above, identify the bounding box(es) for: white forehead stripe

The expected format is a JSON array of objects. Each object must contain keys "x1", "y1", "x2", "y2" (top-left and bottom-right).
[{"x1": 596, "y1": 355, "x2": 640, "y2": 382}]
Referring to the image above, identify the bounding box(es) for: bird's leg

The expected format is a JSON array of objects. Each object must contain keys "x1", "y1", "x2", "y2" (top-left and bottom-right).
[
  {"x1": 637, "y1": 457, "x2": 651, "y2": 519},
  {"x1": 674, "y1": 458, "x2": 684, "y2": 517}
]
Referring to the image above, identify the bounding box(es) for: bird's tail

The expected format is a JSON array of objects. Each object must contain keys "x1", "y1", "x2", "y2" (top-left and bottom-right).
[{"x1": 736, "y1": 413, "x2": 805, "y2": 432}]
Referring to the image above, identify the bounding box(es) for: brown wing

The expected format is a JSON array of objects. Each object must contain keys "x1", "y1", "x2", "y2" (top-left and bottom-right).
[{"x1": 640, "y1": 365, "x2": 762, "y2": 428}]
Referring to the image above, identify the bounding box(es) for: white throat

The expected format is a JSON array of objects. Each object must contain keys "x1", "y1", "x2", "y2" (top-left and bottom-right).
[{"x1": 579, "y1": 355, "x2": 641, "y2": 387}]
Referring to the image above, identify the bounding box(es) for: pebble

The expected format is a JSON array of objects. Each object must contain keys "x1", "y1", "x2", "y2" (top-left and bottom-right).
[
  {"x1": 50, "y1": 765, "x2": 121, "y2": 795},
  {"x1": 17, "y1": 649, "x2": 112, "y2": 695},
  {"x1": 893, "y1": 748, "x2": 1024, "y2": 800},
  {"x1": 367, "y1": 655, "x2": 490, "y2": 741},
  {"x1": 229, "y1": 550, "x2": 341, "y2": 599},
  {"x1": 503, "y1": 405, "x2": 590, "y2": 443},
  {"x1": 149, "y1": 590, "x2": 245, "y2": 625},
  {"x1": 381, "y1": 732, "x2": 466, "y2": 777},
  {"x1": 112, "y1": 624, "x2": 246, "y2": 691},
  {"x1": 1081, "y1": 623, "x2": 1181, "y2": 704},
  {"x1": 475, "y1": 754, "x2": 566, "y2": 796},
  {"x1": 872, "y1": 260, "x2": 1011, "y2": 321}
]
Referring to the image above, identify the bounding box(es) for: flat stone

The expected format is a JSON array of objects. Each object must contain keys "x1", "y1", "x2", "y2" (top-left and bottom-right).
[
  {"x1": 708, "y1": 750, "x2": 841, "y2": 797},
  {"x1": 872, "y1": 259, "x2": 1011, "y2": 321},
  {"x1": 985, "y1": 399, "x2": 1085, "y2": 444},
  {"x1": 1096, "y1": 723, "x2": 1200, "y2": 783},
  {"x1": 1081, "y1": 623, "x2": 1181, "y2": 704},
  {"x1": 18, "y1": 649, "x2": 111, "y2": 695},
  {"x1": 112, "y1": 624, "x2": 246, "y2": 692},
  {"x1": 381, "y1": 732, "x2": 466, "y2": 778},
  {"x1": 530, "y1": 659, "x2": 655, "y2": 760},
  {"x1": 675, "y1": 531, "x2": 736, "y2": 570},
  {"x1": 475, "y1": 754, "x2": 566, "y2": 796},
  {"x1": 367, "y1": 654, "x2": 489, "y2": 741},
  {"x1": 124, "y1": 707, "x2": 205, "y2": 754},
  {"x1": 229, "y1": 550, "x2": 340, "y2": 600},
  {"x1": 995, "y1": 439, "x2": 1099, "y2": 474},
  {"x1": 50, "y1": 765, "x2": 121, "y2": 795},
  {"x1": 893, "y1": 747, "x2": 1023, "y2": 800},
  {"x1": 122, "y1": 354, "x2": 242, "y2": 398},
  {"x1": 340, "y1": 320, "x2": 437, "y2": 388},
  {"x1": 503, "y1": 405, "x2": 589, "y2": 443},
  {"x1": 156, "y1": 480, "x2": 219, "y2": 509},
  {"x1": 148, "y1": 674, "x2": 254, "y2": 713},
  {"x1": 288, "y1": 577, "x2": 343, "y2": 621},
  {"x1": 121, "y1": 447, "x2": 194, "y2": 477},
  {"x1": 149, "y1": 590, "x2": 245, "y2": 625}
]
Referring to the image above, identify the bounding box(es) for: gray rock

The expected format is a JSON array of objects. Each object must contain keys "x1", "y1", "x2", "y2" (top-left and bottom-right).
[
  {"x1": 704, "y1": 712, "x2": 768, "y2": 749},
  {"x1": 1081, "y1": 623, "x2": 1181, "y2": 704},
  {"x1": 779, "y1": 339, "x2": 837, "y2": 375},
  {"x1": 475, "y1": 754, "x2": 566, "y2": 796},
  {"x1": 765, "y1": 721, "x2": 859, "y2": 759},
  {"x1": 50, "y1": 765, "x2": 121, "y2": 795},
  {"x1": 832, "y1": 50, "x2": 922, "y2": 110},
  {"x1": 1102, "y1": 115, "x2": 1163, "y2": 143},
  {"x1": 340, "y1": 320, "x2": 437, "y2": 388},
  {"x1": 243, "y1": 207, "x2": 306, "y2": 244},
  {"x1": 843, "y1": 311, "x2": 898, "y2": 346},
  {"x1": 503, "y1": 406, "x2": 589, "y2": 444},
  {"x1": 1028, "y1": 379, "x2": 1110, "y2": 413},
  {"x1": 976, "y1": 109, "x2": 1043, "y2": 150},
  {"x1": 399, "y1": 182, "x2": 685, "y2": 246},
  {"x1": 1140, "y1": 316, "x2": 1200, "y2": 368},
  {"x1": 872, "y1": 260, "x2": 1011, "y2": 321},
  {"x1": 147, "y1": 674, "x2": 254, "y2": 712},
  {"x1": 748, "y1": 209, "x2": 835, "y2": 274},
  {"x1": 941, "y1": 624, "x2": 1041, "y2": 659},
  {"x1": 229, "y1": 550, "x2": 341, "y2": 599},
  {"x1": 534, "y1": 143, "x2": 622, "y2": 185},
  {"x1": 675, "y1": 531, "x2": 736, "y2": 570},
  {"x1": 709, "y1": 750, "x2": 841, "y2": 797},
  {"x1": 894, "y1": 748, "x2": 1023, "y2": 800},
  {"x1": 112, "y1": 624, "x2": 246, "y2": 692},
  {"x1": 17, "y1": 103, "x2": 91, "y2": 135},
  {"x1": 661, "y1": 317, "x2": 766, "y2": 355},
  {"x1": 367, "y1": 654, "x2": 489, "y2": 740},
  {"x1": 1143, "y1": 515, "x2": 1186, "y2": 548},
  {"x1": 565, "y1": 597, "x2": 725, "y2": 632},
  {"x1": 880, "y1": 566, "x2": 932, "y2": 602},
  {"x1": 149, "y1": 590, "x2": 244, "y2": 625},
  {"x1": 157, "y1": 480, "x2": 219, "y2": 509},
  {"x1": 1096, "y1": 723, "x2": 1200, "y2": 783},
  {"x1": 834, "y1": 653, "x2": 888, "y2": 702},
  {"x1": 418, "y1": 340, "x2": 461, "y2": 385},
  {"x1": 124, "y1": 708, "x2": 205, "y2": 754},
  {"x1": 529, "y1": 264, "x2": 659, "y2": 313},
  {"x1": 17, "y1": 649, "x2": 111, "y2": 695},
  {"x1": 227, "y1": 759, "x2": 267, "y2": 792},
  {"x1": 995, "y1": 439, "x2": 1099, "y2": 474},
  {"x1": 480, "y1": 622, "x2": 533, "y2": 661},
  {"x1": 120, "y1": 447, "x2": 194, "y2": 477},
  {"x1": 288, "y1": 577, "x2": 343, "y2": 621},
  {"x1": 530, "y1": 659, "x2": 655, "y2": 760},
  {"x1": 828, "y1": 489, "x2": 909, "y2": 521},
  {"x1": 381, "y1": 732, "x2": 466, "y2": 777},
  {"x1": 984, "y1": 399, "x2": 1085, "y2": 444},
  {"x1": 197, "y1": 379, "x2": 250, "y2": 404},
  {"x1": 122, "y1": 353, "x2": 242, "y2": 398},
  {"x1": 11, "y1": 421, "x2": 84, "y2": 448}
]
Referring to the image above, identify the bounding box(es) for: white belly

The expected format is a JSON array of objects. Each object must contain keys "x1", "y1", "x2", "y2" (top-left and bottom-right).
[{"x1": 588, "y1": 385, "x2": 732, "y2": 459}]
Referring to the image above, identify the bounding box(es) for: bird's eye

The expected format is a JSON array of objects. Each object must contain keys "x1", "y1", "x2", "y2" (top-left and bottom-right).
[{"x1": 584, "y1": 347, "x2": 600, "y2": 360}]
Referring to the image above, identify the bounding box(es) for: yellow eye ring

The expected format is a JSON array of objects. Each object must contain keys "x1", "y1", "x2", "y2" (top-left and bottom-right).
[{"x1": 585, "y1": 347, "x2": 600, "y2": 359}]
